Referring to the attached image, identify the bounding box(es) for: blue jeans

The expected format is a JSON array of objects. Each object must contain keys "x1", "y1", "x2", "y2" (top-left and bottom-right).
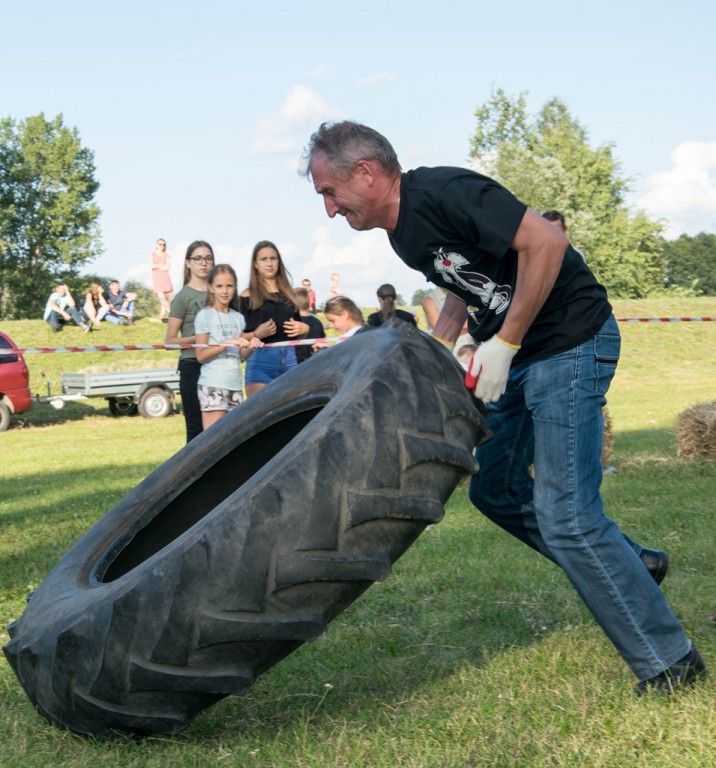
[
  {"x1": 469, "y1": 316, "x2": 690, "y2": 680},
  {"x1": 245, "y1": 346, "x2": 297, "y2": 385},
  {"x1": 45, "y1": 307, "x2": 87, "y2": 329},
  {"x1": 104, "y1": 300, "x2": 136, "y2": 324}
]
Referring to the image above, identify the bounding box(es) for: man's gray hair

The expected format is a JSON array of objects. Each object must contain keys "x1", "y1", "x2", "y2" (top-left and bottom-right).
[{"x1": 300, "y1": 121, "x2": 402, "y2": 180}]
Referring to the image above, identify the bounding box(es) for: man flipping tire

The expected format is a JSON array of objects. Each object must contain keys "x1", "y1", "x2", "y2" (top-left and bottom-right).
[{"x1": 300, "y1": 120, "x2": 706, "y2": 695}]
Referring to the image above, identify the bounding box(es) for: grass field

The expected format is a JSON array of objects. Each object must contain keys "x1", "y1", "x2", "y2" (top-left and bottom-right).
[{"x1": 0, "y1": 298, "x2": 714, "y2": 767}]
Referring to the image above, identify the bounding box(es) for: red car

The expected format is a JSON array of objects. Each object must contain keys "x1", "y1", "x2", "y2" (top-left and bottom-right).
[{"x1": 0, "y1": 331, "x2": 32, "y2": 431}]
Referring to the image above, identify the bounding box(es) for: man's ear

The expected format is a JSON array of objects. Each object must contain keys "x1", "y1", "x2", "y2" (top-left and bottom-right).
[{"x1": 354, "y1": 159, "x2": 375, "y2": 185}]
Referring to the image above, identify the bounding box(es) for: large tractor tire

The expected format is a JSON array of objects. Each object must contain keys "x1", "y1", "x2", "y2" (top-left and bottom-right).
[{"x1": 4, "y1": 321, "x2": 489, "y2": 738}]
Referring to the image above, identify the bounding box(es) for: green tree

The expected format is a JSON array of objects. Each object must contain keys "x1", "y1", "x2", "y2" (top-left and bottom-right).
[
  {"x1": 411, "y1": 288, "x2": 431, "y2": 306},
  {"x1": 662, "y1": 232, "x2": 716, "y2": 295},
  {"x1": 470, "y1": 86, "x2": 533, "y2": 156},
  {"x1": 0, "y1": 113, "x2": 102, "y2": 318},
  {"x1": 469, "y1": 88, "x2": 665, "y2": 297},
  {"x1": 125, "y1": 280, "x2": 158, "y2": 319}
]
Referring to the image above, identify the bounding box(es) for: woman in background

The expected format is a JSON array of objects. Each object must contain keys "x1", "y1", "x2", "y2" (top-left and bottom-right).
[
  {"x1": 240, "y1": 240, "x2": 309, "y2": 397},
  {"x1": 165, "y1": 240, "x2": 213, "y2": 442},
  {"x1": 367, "y1": 283, "x2": 417, "y2": 328},
  {"x1": 150, "y1": 237, "x2": 174, "y2": 323}
]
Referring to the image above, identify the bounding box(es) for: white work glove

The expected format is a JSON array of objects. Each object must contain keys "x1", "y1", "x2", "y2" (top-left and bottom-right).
[{"x1": 464, "y1": 335, "x2": 519, "y2": 403}]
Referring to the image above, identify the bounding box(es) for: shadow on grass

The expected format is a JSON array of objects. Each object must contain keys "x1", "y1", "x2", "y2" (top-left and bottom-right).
[
  {"x1": 8, "y1": 401, "x2": 181, "y2": 430},
  {"x1": 613, "y1": 426, "x2": 680, "y2": 457},
  {"x1": 186, "y1": 511, "x2": 579, "y2": 739},
  {"x1": 0, "y1": 461, "x2": 164, "y2": 594},
  {"x1": 7, "y1": 399, "x2": 116, "y2": 430},
  {"x1": 1, "y1": 482, "x2": 576, "y2": 741}
]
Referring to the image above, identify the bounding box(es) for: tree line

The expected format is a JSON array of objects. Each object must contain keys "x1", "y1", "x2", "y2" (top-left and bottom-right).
[
  {"x1": 2, "y1": 105, "x2": 715, "y2": 320},
  {"x1": 468, "y1": 87, "x2": 715, "y2": 299}
]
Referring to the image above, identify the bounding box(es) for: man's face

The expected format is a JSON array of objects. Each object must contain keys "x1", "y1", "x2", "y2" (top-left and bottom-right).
[
  {"x1": 56, "y1": 284, "x2": 67, "y2": 296},
  {"x1": 311, "y1": 155, "x2": 377, "y2": 231},
  {"x1": 110, "y1": 282, "x2": 120, "y2": 294}
]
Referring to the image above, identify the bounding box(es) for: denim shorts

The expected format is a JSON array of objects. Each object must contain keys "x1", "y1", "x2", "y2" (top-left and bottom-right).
[{"x1": 244, "y1": 346, "x2": 297, "y2": 385}]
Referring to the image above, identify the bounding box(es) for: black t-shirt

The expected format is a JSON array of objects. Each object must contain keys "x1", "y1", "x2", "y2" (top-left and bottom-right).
[
  {"x1": 239, "y1": 293, "x2": 303, "y2": 343},
  {"x1": 388, "y1": 167, "x2": 611, "y2": 364},
  {"x1": 367, "y1": 309, "x2": 417, "y2": 328},
  {"x1": 295, "y1": 313, "x2": 325, "y2": 362}
]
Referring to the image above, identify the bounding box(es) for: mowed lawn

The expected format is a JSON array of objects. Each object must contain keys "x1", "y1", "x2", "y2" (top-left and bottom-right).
[{"x1": 0, "y1": 298, "x2": 714, "y2": 768}]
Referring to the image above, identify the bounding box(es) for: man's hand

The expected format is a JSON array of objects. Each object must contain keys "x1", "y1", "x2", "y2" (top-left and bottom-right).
[{"x1": 465, "y1": 335, "x2": 519, "y2": 403}]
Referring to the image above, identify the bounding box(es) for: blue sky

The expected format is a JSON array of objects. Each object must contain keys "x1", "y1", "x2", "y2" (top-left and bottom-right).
[{"x1": 2, "y1": 0, "x2": 714, "y2": 306}]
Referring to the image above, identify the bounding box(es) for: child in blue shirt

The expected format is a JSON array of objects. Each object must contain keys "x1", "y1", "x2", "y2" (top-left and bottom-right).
[{"x1": 195, "y1": 264, "x2": 263, "y2": 429}]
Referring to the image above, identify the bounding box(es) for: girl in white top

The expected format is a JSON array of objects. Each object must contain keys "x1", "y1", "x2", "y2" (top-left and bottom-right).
[
  {"x1": 195, "y1": 264, "x2": 263, "y2": 429},
  {"x1": 313, "y1": 296, "x2": 364, "y2": 351}
]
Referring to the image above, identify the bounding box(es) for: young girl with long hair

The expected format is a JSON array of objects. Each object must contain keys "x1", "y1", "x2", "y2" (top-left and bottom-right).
[
  {"x1": 83, "y1": 281, "x2": 109, "y2": 327},
  {"x1": 165, "y1": 241, "x2": 214, "y2": 442},
  {"x1": 195, "y1": 264, "x2": 262, "y2": 429},
  {"x1": 366, "y1": 283, "x2": 417, "y2": 328},
  {"x1": 312, "y1": 296, "x2": 365, "y2": 351},
  {"x1": 240, "y1": 240, "x2": 309, "y2": 397}
]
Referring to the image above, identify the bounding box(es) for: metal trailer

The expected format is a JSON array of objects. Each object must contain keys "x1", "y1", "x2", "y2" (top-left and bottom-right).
[{"x1": 39, "y1": 368, "x2": 181, "y2": 419}]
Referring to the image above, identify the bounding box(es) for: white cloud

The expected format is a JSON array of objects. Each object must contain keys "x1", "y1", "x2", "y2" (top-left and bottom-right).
[
  {"x1": 296, "y1": 226, "x2": 429, "y2": 308},
  {"x1": 252, "y1": 85, "x2": 343, "y2": 156},
  {"x1": 125, "y1": 262, "x2": 152, "y2": 288},
  {"x1": 637, "y1": 141, "x2": 716, "y2": 237},
  {"x1": 354, "y1": 72, "x2": 397, "y2": 88}
]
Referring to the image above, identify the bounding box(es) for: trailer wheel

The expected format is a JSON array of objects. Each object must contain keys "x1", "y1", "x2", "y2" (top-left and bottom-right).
[
  {"x1": 138, "y1": 387, "x2": 172, "y2": 419},
  {"x1": 4, "y1": 321, "x2": 488, "y2": 738},
  {"x1": 109, "y1": 397, "x2": 139, "y2": 417},
  {"x1": 0, "y1": 400, "x2": 11, "y2": 432}
]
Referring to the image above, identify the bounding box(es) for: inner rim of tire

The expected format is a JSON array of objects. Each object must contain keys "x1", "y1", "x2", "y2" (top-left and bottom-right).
[{"x1": 99, "y1": 406, "x2": 323, "y2": 583}]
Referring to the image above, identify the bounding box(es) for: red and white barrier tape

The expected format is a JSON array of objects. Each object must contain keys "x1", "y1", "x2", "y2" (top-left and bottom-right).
[
  {"x1": 0, "y1": 319, "x2": 713, "y2": 355},
  {"x1": 0, "y1": 337, "x2": 343, "y2": 355},
  {"x1": 616, "y1": 316, "x2": 713, "y2": 323}
]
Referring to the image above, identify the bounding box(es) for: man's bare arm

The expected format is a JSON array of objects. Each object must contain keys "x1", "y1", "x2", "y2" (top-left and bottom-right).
[
  {"x1": 432, "y1": 292, "x2": 468, "y2": 348},
  {"x1": 496, "y1": 208, "x2": 568, "y2": 348}
]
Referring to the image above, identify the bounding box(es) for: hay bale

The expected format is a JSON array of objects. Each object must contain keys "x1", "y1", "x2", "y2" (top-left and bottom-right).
[{"x1": 677, "y1": 401, "x2": 716, "y2": 459}]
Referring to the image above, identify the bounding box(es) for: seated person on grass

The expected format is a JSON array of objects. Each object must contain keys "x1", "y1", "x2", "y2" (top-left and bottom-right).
[
  {"x1": 104, "y1": 280, "x2": 137, "y2": 325},
  {"x1": 43, "y1": 282, "x2": 90, "y2": 333}
]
